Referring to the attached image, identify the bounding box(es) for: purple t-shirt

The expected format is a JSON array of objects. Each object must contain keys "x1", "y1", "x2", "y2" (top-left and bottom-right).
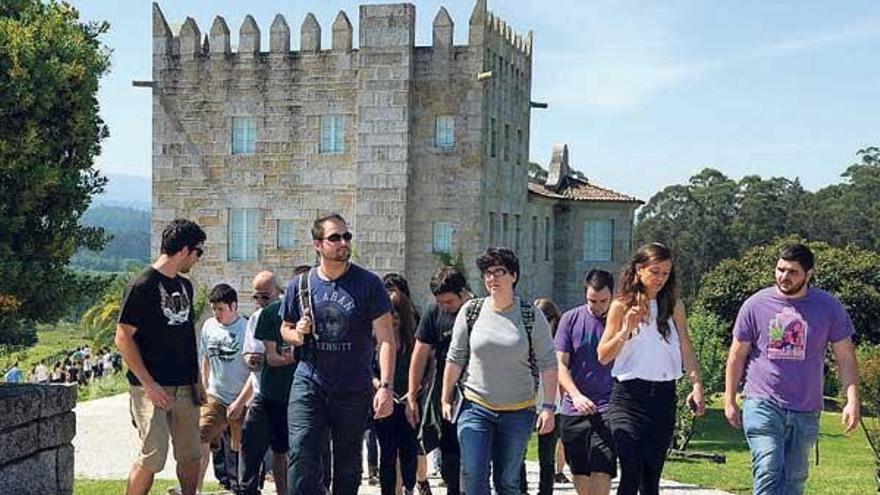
[
  {"x1": 734, "y1": 287, "x2": 854, "y2": 412},
  {"x1": 555, "y1": 305, "x2": 614, "y2": 415}
]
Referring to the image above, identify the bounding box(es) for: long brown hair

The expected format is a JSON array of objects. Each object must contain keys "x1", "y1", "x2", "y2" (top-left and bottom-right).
[
  {"x1": 389, "y1": 291, "x2": 416, "y2": 354},
  {"x1": 618, "y1": 243, "x2": 678, "y2": 340},
  {"x1": 534, "y1": 298, "x2": 561, "y2": 338}
]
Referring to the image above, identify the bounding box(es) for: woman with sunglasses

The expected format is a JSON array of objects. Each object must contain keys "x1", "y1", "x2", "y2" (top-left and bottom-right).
[
  {"x1": 442, "y1": 247, "x2": 558, "y2": 495},
  {"x1": 597, "y1": 243, "x2": 704, "y2": 495}
]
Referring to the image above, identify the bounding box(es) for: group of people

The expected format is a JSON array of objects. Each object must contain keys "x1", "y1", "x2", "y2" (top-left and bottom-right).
[
  {"x1": 2, "y1": 346, "x2": 121, "y2": 386},
  {"x1": 114, "y1": 214, "x2": 861, "y2": 495}
]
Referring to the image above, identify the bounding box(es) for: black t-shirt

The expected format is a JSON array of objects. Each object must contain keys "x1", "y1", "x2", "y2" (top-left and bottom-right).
[
  {"x1": 118, "y1": 267, "x2": 198, "y2": 386},
  {"x1": 254, "y1": 299, "x2": 296, "y2": 404},
  {"x1": 415, "y1": 303, "x2": 457, "y2": 394}
]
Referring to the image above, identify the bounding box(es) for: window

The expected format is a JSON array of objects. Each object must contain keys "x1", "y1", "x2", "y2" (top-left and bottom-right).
[
  {"x1": 490, "y1": 118, "x2": 497, "y2": 158},
  {"x1": 514, "y1": 214, "x2": 521, "y2": 252},
  {"x1": 489, "y1": 212, "x2": 496, "y2": 246},
  {"x1": 544, "y1": 217, "x2": 551, "y2": 261},
  {"x1": 277, "y1": 220, "x2": 296, "y2": 250},
  {"x1": 435, "y1": 116, "x2": 455, "y2": 149},
  {"x1": 584, "y1": 219, "x2": 614, "y2": 261},
  {"x1": 232, "y1": 117, "x2": 256, "y2": 155},
  {"x1": 229, "y1": 209, "x2": 260, "y2": 261},
  {"x1": 320, "y1": 115, "x2": 345, "y2": 153},
  {"x1": 517, "y1": 129, "x2": 523, "y2": 166},
  {"x1": 504, "y1": 124, "x2": 510, "y2": 161},
  {"x1": 531, "y1": 216, "x2": 538, "y2": 262},
  {"x1": 502, "y1": 213, "x2": 509, "y2": 247},
  {"x1": 432, "y1": 222, "x2": 454, "y2": 254}
]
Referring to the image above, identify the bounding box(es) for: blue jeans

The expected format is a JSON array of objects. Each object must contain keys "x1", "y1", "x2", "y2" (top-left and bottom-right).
[
  {"x1": 287, "y1": 376, "x2": 371, "y2": 495},
  {"x1": 457, "y1": 399, "x2": 536, "y2": 495},
  {"x1": 742, "y1": 398, "x2": 820, "y2": 495}
]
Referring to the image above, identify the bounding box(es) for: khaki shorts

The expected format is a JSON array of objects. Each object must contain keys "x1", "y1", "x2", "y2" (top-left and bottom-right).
[
  {"x1": 199, "y1": 394, "x2": 244, "y2": 451},
  {"x1": 129, "y1": 385, "x2": 201, "y2": 473}
]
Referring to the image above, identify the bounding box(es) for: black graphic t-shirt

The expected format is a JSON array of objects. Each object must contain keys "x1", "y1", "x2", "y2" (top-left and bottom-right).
[
  {"x1": 118, "y1": 267, "x2": 198, "y2": 386},
  {"x1": 415, "y1": 303, "x2": 457, "y2": 403},
  {"x1": 280, "y1": 264, "x2": 391, "y2": 393}
]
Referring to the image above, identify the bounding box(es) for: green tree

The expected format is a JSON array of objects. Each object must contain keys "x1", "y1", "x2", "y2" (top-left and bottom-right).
[
  {"x1": 635, "y1": 168, "x2": 808, "y2": 299},
  {"x1": 800, "y1": 147, "x2": 880, "y2": 251},
  {"x1": 0, "y1": 0, "x2": 111, "y2": 346},
  {"x1": 695, "y1": 237, "x2": 880, "y2": 346}
]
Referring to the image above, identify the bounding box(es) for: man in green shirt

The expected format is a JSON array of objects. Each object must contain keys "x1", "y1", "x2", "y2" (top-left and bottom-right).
[{"x1": 239, "y1": 269, "x2": 303, "y2": 495}]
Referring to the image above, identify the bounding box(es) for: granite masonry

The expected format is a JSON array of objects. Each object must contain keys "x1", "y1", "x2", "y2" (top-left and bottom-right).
[
  {"x1": 0, "y1": 384, "x2": 76, "y2": 495},
  {"x1": 149, "y1": 0, "x2": 641, "y2": 311}
]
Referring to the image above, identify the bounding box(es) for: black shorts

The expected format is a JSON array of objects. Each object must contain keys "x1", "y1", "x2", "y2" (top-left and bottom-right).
[{"x1": 558, "y1": 412, "x2": 617, "y2": 476}]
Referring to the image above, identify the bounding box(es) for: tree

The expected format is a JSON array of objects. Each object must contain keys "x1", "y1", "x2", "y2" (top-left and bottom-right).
[
  {"x1": 695, "y1": 237, "x2": 880, "y2": 346},
  {"x1": 0, "y1": 1, "x2": 110, "y2": 346},
  {"x1": 799, "y1": 147, "x2": 880, "y2": 251},
  {"x1": 635, "y1": 168, "x2": 808, "y2": 299}
]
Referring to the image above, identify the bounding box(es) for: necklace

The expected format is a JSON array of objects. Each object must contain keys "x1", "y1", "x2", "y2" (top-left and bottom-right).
[{"x1": 319, "y1": 261, "x2": 350, "y2": 281}]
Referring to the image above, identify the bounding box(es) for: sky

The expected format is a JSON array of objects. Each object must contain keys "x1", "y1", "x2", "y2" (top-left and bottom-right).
[{"x1": 70, "y1": 0, "x2": 880, "y2": 203}]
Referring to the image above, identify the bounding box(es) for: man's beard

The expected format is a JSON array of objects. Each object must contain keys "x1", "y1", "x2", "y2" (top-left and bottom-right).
[
  {"x1": 776, "y1": 279, "x2": 806, "y2": 296},
  {"x1": 324, "y1": 249, "x2": 351, "y2": 263}
]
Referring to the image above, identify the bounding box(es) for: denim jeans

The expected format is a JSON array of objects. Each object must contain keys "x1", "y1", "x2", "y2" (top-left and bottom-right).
[
  {"x1": 457, "y1": 399, "x2": 536, "y2": 495},
  {"x1": 287, "y1": 376, "x2": 371, "y2": 495},
  {"x1": 742, "y1": 398, "x2": 820, "y2": 495}
]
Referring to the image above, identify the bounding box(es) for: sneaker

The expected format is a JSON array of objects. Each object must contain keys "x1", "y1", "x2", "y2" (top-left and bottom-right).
[
  {"x1": 554, "y1": 472, "x2": 571, "y2": 484},
  {"x1": 417, "y1": 480, "x2": 433, "y2": 495},
  {"x1": 367, "y1": 474, "x2": 380, "y2": 486}
]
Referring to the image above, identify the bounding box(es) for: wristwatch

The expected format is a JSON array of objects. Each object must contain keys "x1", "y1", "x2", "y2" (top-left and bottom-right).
[
  {"x1": 378, "y1": 381, "x2": 392, "y2": 390},
  {"x1": 541, "y1": 402, "x2": 557, "y2": 412}
]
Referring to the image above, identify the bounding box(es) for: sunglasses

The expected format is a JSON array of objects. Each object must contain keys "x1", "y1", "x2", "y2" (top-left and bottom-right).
[
  {"x1": 320, "y1": 232, "x2": 353, "y2": 243},
  {"x1": 252, "y1": 292, "x2": 271, "y2": 302},
  {"x1": 191, "y1": 246, "x2": 204, "y2": 258}
]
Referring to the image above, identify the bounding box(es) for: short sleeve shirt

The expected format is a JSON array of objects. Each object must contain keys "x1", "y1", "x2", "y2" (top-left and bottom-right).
[
  {"x1": 734, "y1": 287, "x2": 854, "y2": 412},
  {"x1": 118, "y1": 267, "x2": 198, "y2": 386},
  {"x1": 254, "y1": 299, "x2": 296, "y2": 404},
  {"x1": 199, "y1": 316, "x2": 250, "y2": 405},
  {"x1": 555, "y1": 305, "x2": 614, "y2": 415},
  {"x1": 279, "y1": 264, "x2": 391, "y2": 393}
]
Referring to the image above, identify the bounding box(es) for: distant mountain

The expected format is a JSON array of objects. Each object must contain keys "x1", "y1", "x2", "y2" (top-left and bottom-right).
[
  {"x1": 70, "y1": 204, "x2": 151, "y2": 272},
  {"x1": 92, "y1": 173, "x2": 151, "y2": 211}
]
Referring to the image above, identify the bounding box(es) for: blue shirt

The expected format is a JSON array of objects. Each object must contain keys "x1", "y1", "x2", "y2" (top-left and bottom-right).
[
  {"x1": 4, "y1": 367, "x2": 23, "y2": 383},
  {"x1": 280, "y1": 264, "x2": 391, "y2": 393}
]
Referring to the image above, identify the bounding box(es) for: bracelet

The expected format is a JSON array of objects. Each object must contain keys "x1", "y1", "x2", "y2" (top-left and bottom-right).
[{"x1": 541, "y1": 402, "x2": 557, "y2": 412}]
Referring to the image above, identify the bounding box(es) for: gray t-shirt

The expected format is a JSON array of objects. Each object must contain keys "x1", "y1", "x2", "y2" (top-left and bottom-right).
[
  {"x1": 199, "y1": 316, "x2": 250, "y2": 405},
  {"x1": 447, "y1": 297, "x2": 557, "y2": 410}
]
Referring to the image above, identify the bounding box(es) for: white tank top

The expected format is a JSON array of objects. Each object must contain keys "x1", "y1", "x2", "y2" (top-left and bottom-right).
[{"x1": 611, "y1": 299, "x2": 683, "y2": 382}]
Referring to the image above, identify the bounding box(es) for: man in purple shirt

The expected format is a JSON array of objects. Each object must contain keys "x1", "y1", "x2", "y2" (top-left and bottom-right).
[
  {"x1": 556, "y1": 269, "x2": 617, "y2": 495},
  {"x1": 724, "y1": 243, "x2": 860, "y2": 495}
]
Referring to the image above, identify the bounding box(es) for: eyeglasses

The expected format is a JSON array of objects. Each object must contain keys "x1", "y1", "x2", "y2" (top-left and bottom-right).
[
  {"x1": 252, "y1": 292, "x2": 271, "y2": 302},
  {"x1": 191, "y1": 246, "x2": 204, "y2": 258},
  {"x1": 483, "y1": 267, "x2": 509, "y2": 279},
  {"x1": 320, "y1": 232, "x2": 353, "y2": 243}
]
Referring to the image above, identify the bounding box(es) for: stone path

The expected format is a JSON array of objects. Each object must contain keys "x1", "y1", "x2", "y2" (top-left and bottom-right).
[{"x1": 74, "y1": 393, "x2": 732, "y2": 494}]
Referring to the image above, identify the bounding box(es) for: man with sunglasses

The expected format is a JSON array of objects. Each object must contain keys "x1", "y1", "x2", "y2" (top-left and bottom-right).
[
  {"x1": 115, "y1": 219, "x2": 206, "y2": 495},
  {"x1": 280, "y1": 213, "x2": 396, "y2": 495}
]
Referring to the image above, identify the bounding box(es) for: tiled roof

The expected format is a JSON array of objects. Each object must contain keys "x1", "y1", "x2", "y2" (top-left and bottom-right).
[{"x1": 528, "y1": 177, "x2": 642, "y2": 203}]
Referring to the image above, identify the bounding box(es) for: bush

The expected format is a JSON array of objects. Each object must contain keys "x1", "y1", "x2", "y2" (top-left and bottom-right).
[
  {"x1": 673, "y1": 309, "x2": 729, "y2": 450},
  {"x1": 857, "y1": 345, "x2": 880, "y2": 416}
]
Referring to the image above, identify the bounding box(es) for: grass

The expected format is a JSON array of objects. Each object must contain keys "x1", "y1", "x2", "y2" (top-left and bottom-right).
[
  {"x1": 527, "y1": 405, "x2": 877, "y2": 494},
  {"x1": 663, "y1": 405, "x2": 876, "y2": 494},
  {"x1": 76, "y1": 368, "x2": 129, "y2": 402},
  {"x1": 74, "y1": 479, "x2": 220, "y2": 495},
  {"x1": 0, "y1": 321, "x2": 90, "y2": 373}
]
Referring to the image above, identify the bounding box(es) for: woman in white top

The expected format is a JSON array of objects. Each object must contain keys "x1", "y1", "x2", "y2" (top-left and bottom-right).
[{"x1": 597, "y1": 243, "x2": 704, "y2": 495}]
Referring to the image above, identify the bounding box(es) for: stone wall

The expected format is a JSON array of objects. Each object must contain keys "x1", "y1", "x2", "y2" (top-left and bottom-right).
[{"x1": 0, "y1": 384, "x2": 76, "y2": 495}]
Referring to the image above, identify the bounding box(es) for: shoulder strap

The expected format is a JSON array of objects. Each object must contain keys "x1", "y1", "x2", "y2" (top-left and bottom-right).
[
  {"x1": 458, "y1": 298, "x2": 485, "y2": 385},
  {"x1": 520, "y1": 300, "x2": 540, "y2": 393},
  {"x1": 297, "y1": 269, "x2": 312, "y2": 319}
]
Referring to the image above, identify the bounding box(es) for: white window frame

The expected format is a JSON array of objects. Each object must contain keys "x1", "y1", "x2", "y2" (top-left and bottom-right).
[
  {"x1": 435, "y1": 116, "x2": 455, "y2": 149},
  {"x1": 432, "y1": 222, "x2": 454, "y2": 254},
  {"x1": 232, "y1": 117, "x2": 256, "y2": 155},
  {"x1": 276, "y1": 220, "x2": 296, "y2": 250},
  {"x1": 229, "y1": 209, "x2": 260, "y2": 261},
  {"x1": 583, "y1": 219, "x2": 614, "y2": 262},
  {"x1": 320, "y1": 115, "x2": 345, "y2": 154}
]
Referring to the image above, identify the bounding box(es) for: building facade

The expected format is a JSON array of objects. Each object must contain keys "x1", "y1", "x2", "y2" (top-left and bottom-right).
[{"x1": 149, "y1": 1, "x2": 641, "y2": 311}]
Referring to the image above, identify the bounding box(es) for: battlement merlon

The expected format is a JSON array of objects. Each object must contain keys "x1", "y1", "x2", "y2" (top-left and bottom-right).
[{"x1": 151, "y1": 0, "x2": 531, "y2": 62}]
